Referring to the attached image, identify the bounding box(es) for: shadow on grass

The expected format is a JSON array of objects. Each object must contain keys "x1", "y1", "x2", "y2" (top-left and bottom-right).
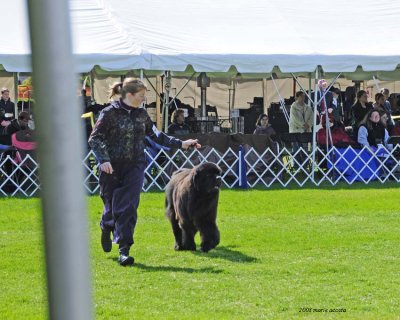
[
  {"x1": 134, "y1": 263, "x2": 223, "y2": 274},
  {"x1": 108, "y1": 257, "x2": 223, "y2": 273},
  {"x1": 192, "y1": 245, "x2": 258, "y2": 263}
]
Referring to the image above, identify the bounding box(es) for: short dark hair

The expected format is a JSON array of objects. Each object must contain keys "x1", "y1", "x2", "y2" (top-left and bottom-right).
[
  {"x1": 356, "y1": 90, "x2": 367, "y2": 100},
  {"x1": 295, "y1": 91, "x2": 304, "y2": 98},
  {"x1": 18, "y1": 111, "x2": 30, "y2": 121}
]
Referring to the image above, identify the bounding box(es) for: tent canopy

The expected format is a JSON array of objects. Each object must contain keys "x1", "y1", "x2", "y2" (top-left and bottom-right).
[{"x1": 4, "y1": 0, "x2": 400, "y2": 77}]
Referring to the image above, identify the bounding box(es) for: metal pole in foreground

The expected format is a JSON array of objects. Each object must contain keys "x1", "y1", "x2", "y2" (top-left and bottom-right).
[{"x1": 26, "y1": 1, "x2": 92, "y2": 319}]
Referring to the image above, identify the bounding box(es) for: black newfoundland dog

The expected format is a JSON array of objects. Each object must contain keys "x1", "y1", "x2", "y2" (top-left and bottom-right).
[{"x1": 165, "y1": 162, "x2": 222, "y2": 252}]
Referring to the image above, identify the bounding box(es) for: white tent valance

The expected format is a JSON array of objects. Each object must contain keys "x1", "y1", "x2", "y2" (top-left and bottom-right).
[{"x1": 3, "y1": 0, "x2": 400, "y2": 75}]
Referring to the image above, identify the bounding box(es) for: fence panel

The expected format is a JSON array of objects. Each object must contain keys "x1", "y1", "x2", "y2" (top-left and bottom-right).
[{"x1": 0, "y1": 146, "x2": 398, "y2": 197}]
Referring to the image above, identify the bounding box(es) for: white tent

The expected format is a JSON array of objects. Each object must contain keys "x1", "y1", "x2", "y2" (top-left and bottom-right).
[{"x1": 3, "y1": 0, "x2": 400, "y2": 76}]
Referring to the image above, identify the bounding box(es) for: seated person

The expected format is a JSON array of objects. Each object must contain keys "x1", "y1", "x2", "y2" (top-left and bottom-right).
[
  {"x1": 253, "y1": 113, "x2": 276, "y2": 137},
  {"x1": 0, "y1": 111, "x2": 30, "y2": 145},
  {"x1": 317, "y1": 114, "x2": 356, "y2": 147},
  {"x1": 372, "y1": 92, "x2": 385, "y2": 111},
  {"x1": 374, "y1": 93, "x2": 394, "y2": 133},
  {"x1": 168, "y1": 109, "x2": 190, "y2": 135},
  {"x1": 357, "y1": 109, "x2": 390, "y2": 151},
  {"x1": 351, "y1": 90, "x2": 373, "y2": 135}
]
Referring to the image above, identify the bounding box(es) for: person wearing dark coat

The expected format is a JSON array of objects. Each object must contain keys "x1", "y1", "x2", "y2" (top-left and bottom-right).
[
  {"x1": 0, "y1": 88, "x2": 16, "y2": 121},
  {"x1": 0, "y1": 111, "x2": 30, "y2": 145},
  {"x1": 253, "y1": 113, "x2": 276, "y2": 137},
  {"x1": 168, "y1": 109, "x2": 190, "y2": 135},
  {"x1": 351, "y1": 90, "x2": 373, "y2": 136},
  {"x1": 88, "y1": 78, "x2": 200, "y2": 266}
]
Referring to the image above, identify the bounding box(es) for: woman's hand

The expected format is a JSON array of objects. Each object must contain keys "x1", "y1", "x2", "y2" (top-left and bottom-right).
[
  {"x1": 99, "y1": 162, "x2": 114, "y2": 174},
  {"x1": 181, "y1": 139, "x2": 201, "y2": 150}
]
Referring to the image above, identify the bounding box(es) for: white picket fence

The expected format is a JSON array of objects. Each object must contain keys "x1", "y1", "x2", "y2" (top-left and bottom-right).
[{"x1": 0, "y1": 145, "x2": 399, "y2": 197}]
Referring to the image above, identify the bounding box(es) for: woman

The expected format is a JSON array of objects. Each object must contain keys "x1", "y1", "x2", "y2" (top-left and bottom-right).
[
  {"x1": 351, "y1": 90, "x2": 372, "y2": 134},
  {"x1": 168, "y1": 108, "x2": 190, "y2": 135},
  {"x1": 89, "y1": 78, "x2": 200, "y2": 266},
  {"x1": 253, "y1": 113, "x2": 276, "y2": 137},
  {"x1": 357, "y1": 109, "x2": 389, "y2": 150},
  {"x1": 372, "y1": 92, "x2": 385, "y2": 111}
]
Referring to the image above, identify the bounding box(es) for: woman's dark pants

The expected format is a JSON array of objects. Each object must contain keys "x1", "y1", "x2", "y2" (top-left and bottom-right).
[{"x1": 99, "y1": 161, "x2": 145, "y2": 251}]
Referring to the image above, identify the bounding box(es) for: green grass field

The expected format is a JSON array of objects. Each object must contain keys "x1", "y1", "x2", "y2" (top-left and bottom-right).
[{"x1": 1, "y1": 182, "x2": 400, "y2": 319}]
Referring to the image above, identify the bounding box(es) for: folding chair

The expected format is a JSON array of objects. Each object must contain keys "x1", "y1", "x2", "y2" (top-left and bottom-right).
[{"x1": 11, "y1": 131, "x2": 39, "y2": 196}]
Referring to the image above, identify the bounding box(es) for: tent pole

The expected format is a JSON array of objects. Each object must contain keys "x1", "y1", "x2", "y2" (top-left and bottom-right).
[
  {"x1": 89, "y1": 70, "x2": 94, "y2": 100},
  {"x1": 311, "y1": 69, "x2": 319, "y2": 183},
  {"x1": 27, "y1": 0, "x2": 92, "y2": 319},
  {"x1": 156, "y1": 75, "x2": 162, "y2": 130},
  {"x1": 13, "y1": 72, "x2": 19, "y2": 116},
  {"x1": 232, "y1": 79, "x2": 236, "y2": 110},
  {"x1": 308, "y1": 73, "x2": 312, "y2": 107},
  {"x1": 163, "y1": 71, "x2": 171, "y2": 132},
  {"x1": 262, "y1": 78, "x2": 268, "y2": 113}
]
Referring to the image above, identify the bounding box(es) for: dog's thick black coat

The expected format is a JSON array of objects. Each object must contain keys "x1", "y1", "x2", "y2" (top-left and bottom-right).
[{"x1": 165, "y1": 162, "x2": 222, "y2": 252}]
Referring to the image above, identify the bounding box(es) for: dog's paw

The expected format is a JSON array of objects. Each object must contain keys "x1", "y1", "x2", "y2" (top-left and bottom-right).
[
  {"x1": 174, "y1": 243, "x2": 183, "y2": 251},
  {"x1": 200, "y1": 243, "x2": 212, "y2": 253}
]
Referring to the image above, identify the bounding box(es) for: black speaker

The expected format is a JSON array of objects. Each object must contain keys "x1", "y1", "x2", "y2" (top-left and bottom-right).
[
  {"x1": 239, "y1": 108, "x2": 262, "y2": 134},
  {"x1": 268, "y1": 108, "x2": 289, "y2": 134}
]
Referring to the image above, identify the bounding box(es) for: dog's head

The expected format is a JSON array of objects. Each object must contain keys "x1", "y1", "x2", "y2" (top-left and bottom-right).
[{"x1": 192, "y1": 162, "x2": 222, "y2": 194}]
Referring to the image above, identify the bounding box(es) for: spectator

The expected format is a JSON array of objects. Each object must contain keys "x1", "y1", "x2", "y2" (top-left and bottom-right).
[
  {"x1": 289, "y1": 91, "x2": 313, "y2": 133},
  {"x1": 289, "y1": 91, "x2": 313, "y2": 163},
  {"x1": 0, "y1": 88, "x2": 16, "y2": 127},
  {"x1": 331, "y1": 87, "x2": 343, "y2": 124},
  {"x1": 168, "y1": 109, "x2": 190, "y2": 135},
  {"x1": 351, "y1": 90, "x2": 373, "y2": 135},
  {"x1": 0, "y1": 111, "x2": 30, "y2": 145},
  {"x1": 380, "y1": 88, "x2": 392, "y2": 115},
  {"x1": 0, "y1": 88, "x2": 15, "y2": 120},
  {"x1": 378, "y1": 109, "x2": 389, "y2": 129},
  {"x1": 316, "y1": 79, "x2": 334, "y2": 116},
  {"x1": 253, "y1": 113, "x2": 276, "y2": 137},
  {"x1": 357, "y1": 109, "x2": 390, "y2": 150},
  {"x1": 373, "y1": 92, "x2": 385, "y2": 111},
  {"x1": 380, "y1": 88, "x2": 395, "y2": 130},
  {"x1": 317, "y1": 114, "x2": 355, "y2": 147}
]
